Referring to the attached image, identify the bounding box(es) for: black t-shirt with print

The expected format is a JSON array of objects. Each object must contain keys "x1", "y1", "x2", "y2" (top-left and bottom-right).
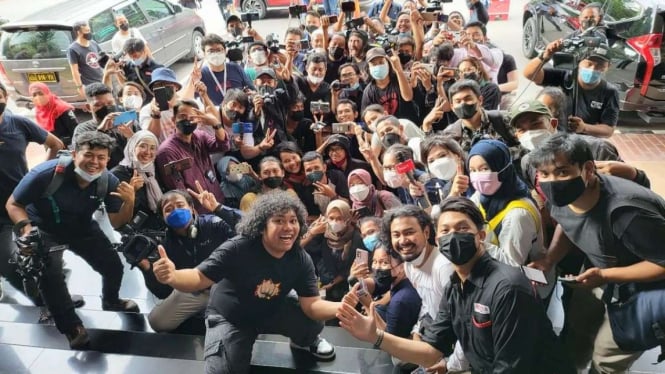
[
  {"x1": 361, "y1": 80, "x2": 419, "y2": 124},
  {"x1": 198, "y1": 235, "x2": 320, "y2": 326}
]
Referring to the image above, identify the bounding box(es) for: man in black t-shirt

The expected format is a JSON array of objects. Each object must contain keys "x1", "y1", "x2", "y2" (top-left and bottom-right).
[
  {"x1": 152, "y1": 192, "x2": 338, "y2": 373},
  {"x1": 297, "y1": 151, "x2": 350, "y2": 218},
  {"x1": 523, "y1": 41, "x2": 619, "y2": 138}
]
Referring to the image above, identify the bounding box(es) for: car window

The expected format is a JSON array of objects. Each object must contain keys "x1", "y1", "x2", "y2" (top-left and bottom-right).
[
  {"x1": 602, "y1": 0, "x2": 643, "y2": 22},
  {"x1": 138, "y1": 0, "x2": 172, "y2": 21},
  {"x1": 115, "y1": 2, "x2": 150, "y2": 28},
  {"x1": 0, "y1": 29, "x2": 71, "y2": 59},
  {"x1": 90, "y1": 10, "x2": 118, "y2": 44}
]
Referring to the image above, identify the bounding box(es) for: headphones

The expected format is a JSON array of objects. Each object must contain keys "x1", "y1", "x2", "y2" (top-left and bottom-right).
[{"x1": 187, "y1": 216, "x2": 198, "y2": 239}]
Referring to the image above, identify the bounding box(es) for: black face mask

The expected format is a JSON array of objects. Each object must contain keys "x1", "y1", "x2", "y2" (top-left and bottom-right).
[
  {"x1": 263, "y1": 176, "x2": 283, "y2": 189},
  {"x1": 581, "y1": 19, "x2": 597, "y2": 30},
  {"x1": 329, "y1": 46, "x2": 345, "y2": 61},
  {"x1": 463, "y1": 72, "x2": 479, "y2": 82},
  {"x1": 119, "y1": 23, "x2": 129, "y2": 31},
  {"x1": 398, "y1": 52, "x2": 412, "y2": 65},
  {"x1": 305, "y1": 25, "x2": 318, "y2": 34},
  {"x1": 438, "y1": 232, "x2": 478, "y2": 265},
  {"x1": 374, "y1": 268, "x2": 396, "y2": 295},
  {"x1": 290, "y1": 110, "x2": 305, "y2": 121},
  {"x1": 82, "y1": 32, "x2": 93, "y2": 40},
  {"x1": 382, "y1": 133, "x2": 401, "y2": 149},
  {"x1": 539, "y1": 176, "x2": 587, "y2": 207},
  {"x1": 225, "y1": 109, "x2": 239, "y2": 121},
  {"x1": 453, "y1": 103, "x2": 478, "y2": 120},
  {"x1": 231, "y1": 27, "x2": 243, "y2": 37},
  {"x1": 94, "y1": 105, "x2": 118, "y2": 123},
  {"x1": 176, "y1": 119, "x2": 197, "y2": 135},
  {"x1": 0, "y1": 102, "x2": 6, "y2": 117}
]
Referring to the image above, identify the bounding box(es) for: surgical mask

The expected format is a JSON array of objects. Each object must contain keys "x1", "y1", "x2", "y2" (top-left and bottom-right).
[
  {"x1": 307, "y1": 75, "x2": 324, "y2": 85},
  {"x1": 225, "y1": 109, "x2": 239, "y2": 121},
  {"x1": 428, "y1": 157, "x2": 457, "y2": 181},
  {"x1": 349, "y1": 184, "x2": 370, "y2": 201},
  {"x1": 470, "y1": 171, "x2": 502, "y2": 195},
  {"x1": 251, "y1": 50, "x2": 267, "y2": 65},
  {"x1": 133, "y1": 56, "x2": 146, "y2": 66},
  {"x1": 539, "y1": 176, "x2": 586, "y2": 207},
  {"x1": 384, "y1": 170, "x2": 405, "y2": 188},
  {"x1": 329, "y1": 221, "x2": 346, "y2": 233},
  {"x1": 207, "y1": 52, "x2": 226, "y2": 66},
  {"x1": 231, "y1": 27, "x2": 243, "y2": 37},
  {"x1": 82, "y1": 32, "x2": 93, "y2": 40},
  {"x1": 227, "y1": 173, "x2": 243, "y2": 182},
  {"x1": 329, "y1": 46, "x2": 345, "y2": 60},
  {"x1": 306, "y1": 25, "x2": 318, "y2": 34},
  {"x1": 290, "y1": 110, "x2": 304, "y2": 121},
  {"x1": 438, "y1": 232, "x2": 477, "y2": 265},
  {"x1": 398, "y1": 52, "x2": 412, "y2": 65},
  {"x1": 306, "y1": 170, "x2": 325, "y2": 183},
  {"x1": 176, "y1": 119, "x2": 196, "y2": 135},
  {"x1": 166, "y1": 208, "x2": 192, "y2": 229},
  {"x1": 122, "y1": 95, "x2": 143, "y2": 111},
  {"x1": 581, "y1": 19, "x2": 597, "y2": 30},
  {"x1": 363, "y1": 234, "x2": 380, "y2": 252},
  {"x1": 74, "y1": 167, "x2": 102, "y2": 183},
  {"x1": 453, "y1": 103, "x2": 478, "y2": 120},
  {"x1": 94, "y1": 105, "x2": 118, "y2": 123},
  {"x1": 263, "y1": 176, "x2": 283, "y2": 189},
  {"x1": 381, "y1": 133, "x2": 401, "y2": 148},
  {"x1": 369, "y1": 63, "x2": 389, "y2": 80},
  {"x1": 519, "y1": 129, "x2": 552, "y2": 151},
  {"x1": 579, "y1": 67, "x2": 602, "y2": 85},
  {"x1": 398, "y1": 31, "x2": 411, "y2": 38},
  {"x1": 119, "y1": 23, "x2": 129, "y2": 32},
  {"x1": 463, "y1": 72, "x2": 478, "y2": 82}
]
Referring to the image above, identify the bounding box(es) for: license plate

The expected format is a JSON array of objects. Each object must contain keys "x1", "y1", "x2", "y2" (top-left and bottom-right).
[{"x1": 26, "y1": 72, "x2": 57, "y2": 83}]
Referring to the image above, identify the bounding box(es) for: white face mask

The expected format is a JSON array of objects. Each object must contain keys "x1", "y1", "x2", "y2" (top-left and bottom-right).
[
  {"x1": 307, "y1": 75, "x2": 324, "y2": 85},
  {"x1": 428, "y1": 157, "x2": 457, "y2": 181},
  {"x1": 251, "y1": 50, "x2": 267, "y2": 65},
  {"x1": 207, "y1": 52, "x2": 226, "y2": 66},
  {"x1": 349, "y1": 184, "x2": 370, "y2": 201},
  {"x1": 519, "y1": 129, "x2": 553, "y2": 151},
  {"x1": 75, "y1": 166, "x2": 102, "y2": 183},
  {"x1": 329, "y1": 221, "x2": 346, "y2": 233},
  {"x1": 123, "y1": 95, "x2": 142, "y2": 111},
  {"x1": 227, "y1": 173, "x2": 243, "y2": 182},
  {"x1": 384, "y1": 170, "x2": 405, "y2": 189}
]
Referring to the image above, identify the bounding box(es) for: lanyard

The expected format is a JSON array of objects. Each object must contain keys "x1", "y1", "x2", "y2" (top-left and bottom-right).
[{"x1": 208, "y1": 64, "x2": 228, "y2": 98}]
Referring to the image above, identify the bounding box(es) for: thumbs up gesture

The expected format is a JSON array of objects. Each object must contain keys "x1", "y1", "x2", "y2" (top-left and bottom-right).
[
  {"x1": 153, "y1": 245, "x2": 176, "y2": 285},
  {"x1": 449, "y1": 157, "x2": 470, "y2": 197}
]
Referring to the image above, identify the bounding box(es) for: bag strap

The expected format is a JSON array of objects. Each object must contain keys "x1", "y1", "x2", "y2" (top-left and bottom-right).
[
  {"x1": 479, "y1": 199, "x2": 541, "y2": 246},
  {"x1": 42, "y1": 154, "x2": 73, "y2": 224},
  {"x1": 133, "y1": 65, "x2": 152, "y2": 94}
]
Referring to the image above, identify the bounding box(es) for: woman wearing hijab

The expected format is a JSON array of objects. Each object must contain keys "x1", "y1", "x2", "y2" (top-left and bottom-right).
[
  {"x1": 216, "y1": 156, "x2": 261, "y2": 210},
  {"x1": 111, "y1": 130, "x2": 165, "y2": 230},
  {"x1": 29, "y1": 82, "x2": 78, "y2": 147},
  {"x1": 467, "y1": 139, "x2": 553, "y2": 298},
  {"x1": 302, "y1": 200, "x2": 364, "y2": 303},
  {"x1": 348, "y1": 169, "x2": 401, "y2": 218}
]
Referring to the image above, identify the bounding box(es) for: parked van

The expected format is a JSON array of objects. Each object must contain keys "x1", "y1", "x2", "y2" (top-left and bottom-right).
[{"x1": 0, "y1": 0, "x2": 206, "y2": 109}]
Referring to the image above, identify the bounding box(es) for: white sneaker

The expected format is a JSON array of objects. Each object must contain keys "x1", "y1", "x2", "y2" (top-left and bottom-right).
[{"x1": 290, "y1": 336, "x2": 336, "y2": 361}]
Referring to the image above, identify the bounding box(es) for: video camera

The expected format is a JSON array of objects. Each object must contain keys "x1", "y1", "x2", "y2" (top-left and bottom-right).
[
  {"x1": 376, "y1": 34, "x2": 398, "y2": 54},
  {"x1": 331, "y1": 80, "x2": 350, "y2": 91},
  {"x1": 345, "y1": 17, "x2": 364, "y2": 30},
  {"x1": 266, "y1": 33, "x2": 281, "y2": 53},
  {"x1": 255, "y1": 85, "x2": 285, "y2": 105},
  {"x1": 240, "y1": 12, "x2": 259, "y2": 27},
  {"x1": 98, "y1": 51, "x2": 125, "y2": 68},
  {"x1": 226, "y1": 35, "x2": 255, "y2": 62},
  {"x1": 289, "y1": 4, "x2": 308, "y2": 17},
  {"x1": 118, "y1": 211, "x2": 165, "y2": 270},
  {"x1": 553, "y1": 28, "x2": 606, "y2": 70}
]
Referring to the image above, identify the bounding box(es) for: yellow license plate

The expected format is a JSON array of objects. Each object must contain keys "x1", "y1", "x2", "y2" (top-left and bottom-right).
[{"x1": 26, "y1": 72, "x2": 57, "y2": 83}]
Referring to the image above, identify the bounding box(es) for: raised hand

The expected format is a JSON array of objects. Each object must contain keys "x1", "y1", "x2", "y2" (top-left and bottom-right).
[
  {"x1": 313, "y1": 181, "x2": 336, "y2": 198},
  {"x1": 153, "y1": 245, "x2": 176, "y2": 285},
  {"x1": 337, "y1": 301, "x2": 379, "y2": 343},
  {"x1": 257, "y1": 128, "x2": 276, "y2": 151},
  {"x1": 129, "y1": 169, "x2": 144, "y2": 191},
  {"x1": 111, "y1": 181, "x2": 136, "y2": 204},
  {"x1": 449, "y1": 157, "x2": 469, "y2": 197},
  {"x1": 187, "y1": 180, "x2": 219, "y2": 212},
  {"x1": 190, "y1": 55, "x2": 202, "y2": 84},
  {"x1": 308, "y1": 215, "x2": 328, "y2": 236},
  {"x1": 423, "y1": 97, "x2": 446, "y2": 132}
]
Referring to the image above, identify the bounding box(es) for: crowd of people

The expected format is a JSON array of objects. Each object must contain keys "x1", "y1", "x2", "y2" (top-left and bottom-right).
[{"x1": 1, "y1": 1, "x2": 665, "y2": 373}]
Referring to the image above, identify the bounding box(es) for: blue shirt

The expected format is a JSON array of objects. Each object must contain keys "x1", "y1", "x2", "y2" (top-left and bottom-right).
[
  {"x1": 367, "y1": 0, "x2": 402, "y2": 19},
  {"x1": 12, "y1": 159, "x2": 122, "y2": 237},
  {"x1": 0, "y1": 112, "x2": 47, "y2": 219},
  {"x1": 378, "y1": 278, "x2": 421, "y2": 338},
  {"x1": 199, "y1": 63, "x2": 254, "y2": 105}
]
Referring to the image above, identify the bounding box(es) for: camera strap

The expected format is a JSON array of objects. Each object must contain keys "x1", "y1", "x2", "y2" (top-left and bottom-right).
[{"x1": 207, "y1": 64, "x2": 228, "y2": 98}]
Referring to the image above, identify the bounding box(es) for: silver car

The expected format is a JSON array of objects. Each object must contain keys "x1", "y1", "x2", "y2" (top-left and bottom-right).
[{"x1": 0, "y1": 0, "x2": 206, "y2": 110}]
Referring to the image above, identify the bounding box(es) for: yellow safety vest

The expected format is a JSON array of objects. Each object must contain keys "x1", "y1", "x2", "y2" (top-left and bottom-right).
[{"x1": 478, "y1": 199, "x2": 541, "y2": 246}]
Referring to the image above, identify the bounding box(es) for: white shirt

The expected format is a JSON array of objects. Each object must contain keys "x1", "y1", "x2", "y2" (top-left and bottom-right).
[{"x1": 111, "y1": 28, "x2": 147, "y2": 55}]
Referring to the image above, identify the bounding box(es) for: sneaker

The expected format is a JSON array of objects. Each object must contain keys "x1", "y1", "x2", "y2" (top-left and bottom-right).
[
  {"x1": 38, "y1": 307, "x2": 54, "y2": 324},
  {"x1": 290, "y1": 336, "x2": 335, "y2": 361},
  {"x1": 71, "y1": 294, "x2": 85, "y2": 308},
  {"x1": 65, "y1": 325, "x2": 90, "y2": 350},
  {"x1": 102, "y1": 298, "x2": 140, "y2": 313}
]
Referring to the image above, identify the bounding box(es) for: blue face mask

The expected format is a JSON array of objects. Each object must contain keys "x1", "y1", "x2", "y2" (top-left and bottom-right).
[
  {"x1": 133, "y1": 56, "x2": 145, "y2": 66},
  {"x1": 398, "y1": 31, "x2": 412, "y2": 38},
  {"x1": 350, "y1": 82, "x2": 360, "y2": 90},
  {"x1": 166, "y1": 208, "x2": 192, "y2": 229},
  {"x1": 369, "y1": 63, "x2": 389, "y2": 80},
  {"x1": 363, "y1": 234, "x2": 380, "y2": 252},
  {"x1": 579, "y1": 67, "x2": 602, "y2": 85}
]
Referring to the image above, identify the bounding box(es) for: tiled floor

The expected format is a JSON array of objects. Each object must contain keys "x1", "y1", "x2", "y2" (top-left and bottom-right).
[{"x1": 609, "y1": 133, "x2": 665, "y2": 196}]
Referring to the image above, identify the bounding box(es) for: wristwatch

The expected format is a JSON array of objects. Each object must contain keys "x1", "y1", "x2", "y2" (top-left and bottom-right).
[
  {"x1": 538, "y1": 51, "x2": 549, "y2": 62},
  {"x1": 212, "y1": 124, "x2": 223, "y2": 130}
]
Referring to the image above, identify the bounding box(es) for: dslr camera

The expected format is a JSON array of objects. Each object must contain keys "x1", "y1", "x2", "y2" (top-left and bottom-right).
[
  {"x1": 256, "y1": 85, "x2": 284, "y2": 105},
  {"x1": 118, "y1": 212, "x2": 165, "y2": 269},
  {"x1": 376, "y1": 34, "x2": 398, "y2": 53},
  {"x1": 98, "y1": 51, "x2": 125, "y2": 68},
  {"x1": 266, "y1": 33, "x2": 281, "y2": 53},
  {"x1": 331, "y1": 80, "x2": 350, "y2": 91}
]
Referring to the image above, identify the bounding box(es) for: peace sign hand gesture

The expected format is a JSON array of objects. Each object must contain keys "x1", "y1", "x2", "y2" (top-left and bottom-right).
[
  {"x1": 257, "y1": 128, "x2": 276, "y2": 152},
  {"x1": 187, "y1": 180, "x2": 219, "y2": 212}
]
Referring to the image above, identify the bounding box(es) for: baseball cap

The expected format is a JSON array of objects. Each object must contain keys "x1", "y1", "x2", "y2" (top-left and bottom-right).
[
  {"x1": 585, "y1": 43, "x2": 610, "y2": 63},
  {"x1": 255, "y1": 68, "x2": 276, "y2": 80},
  {"x1": 365, "y1": 47, "x2": 387, "y2": 63},
  {"x1": 509, "y1": 100, "x2": 552, "y2": 128}
]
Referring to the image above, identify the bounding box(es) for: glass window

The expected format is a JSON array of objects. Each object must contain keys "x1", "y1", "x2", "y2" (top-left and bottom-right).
[
  {"x1": 89, "y1": 10, "x2": 118, "y2": 44},
  {"x1": 138, "y1": 0, "x2": 171, "y2": 21},
  {"x1": 114, "y1": 3, "x2": 150, "y2": 28},
  {"x1": 603, "y1": 0, "x2": 643, "y2": 22},
  {"x1": 1, "y1": 29, "x2": 71, "y2": 59}
]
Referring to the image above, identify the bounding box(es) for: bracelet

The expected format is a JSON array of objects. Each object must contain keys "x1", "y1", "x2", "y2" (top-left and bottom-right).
[
  {"x1": 212, "y1": 124, "x2": 223, "y2": 130},
  {"x1": 373, "y1": 329, "x2": 385, "y2": 349},
  {"x1": 538, "y1": 51, "x2": 550, "y2": 62}
]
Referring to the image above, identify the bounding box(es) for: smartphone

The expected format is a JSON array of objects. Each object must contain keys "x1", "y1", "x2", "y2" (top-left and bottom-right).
[
  {"x1": 341, "y1": 0, "x2": 355, "y2": 13},
  {"x1": 229, "y1": 163, "x2": 250, "y2": 174},
  {"x1": 241, "y1": 36, "x2": 255, "y2": 43},
  {"x1": 558, "y1": 275, "x2": 579, "y2": 284},
  {"x1": 355, "y1": 248, "x2": 369, "y2": 265},
  {"x1": 113, "y1": 111, "x2": 137, "y2": 126},
  {"x1": 288, "y1": 4, "x2": 307, "y2": 16},
  {"x1": 328, "y1": 15, "x2": 338, "y2": 23},
  {"x1": 419, "y1": 63, "x2": 436, "y2": 75},
  {"x1": 310, "y1": 101, "x2": 331, "y2": 114},
  {"x1": 521, "y1": 266, "x2": 548, "y2": 285},
  {"x1": 332, "y1": 122, "x2": 352, "y2": 133},
  {"x1": 162, "y1": 157, "x2": 193, "y2": 176},
  {"x1": 420, "y1": 12, "x2": 438, "y2": 22},
  {"x1": 153, "y1": 86, "x2": 171, "y2": 111},
  {"x1": 353, "y1": 206, "x2": 371, "y2": 218},
  {"x1": 356, "y1": 278, "x2": 368, "y2": 297},
  {"x1": 438, "y1": 14, "x2": 449, "y2": 23},
  {"x1": 395, "y1": 159, "x2": 416, "y2": 174}
]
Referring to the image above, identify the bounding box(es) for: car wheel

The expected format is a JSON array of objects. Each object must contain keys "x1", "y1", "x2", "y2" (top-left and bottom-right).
[
  {"x1": 241, "y1": 0, "x2": 267, "y2": 19},
  {"x1": 184, "y1": 30, "x2": 205, "y2": 61},
  {"x1": 522, "y1": 16, "x2": 539, "y2": 59}
]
